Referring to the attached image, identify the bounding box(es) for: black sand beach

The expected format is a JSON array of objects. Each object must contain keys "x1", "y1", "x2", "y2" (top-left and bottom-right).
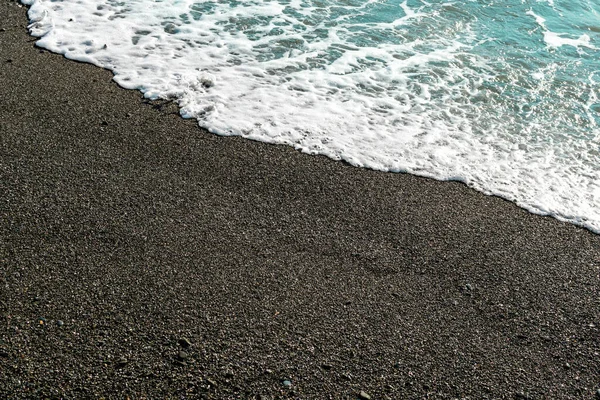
[{"x1": 1, "y1": 1, "x2": 599, "y2": 398}]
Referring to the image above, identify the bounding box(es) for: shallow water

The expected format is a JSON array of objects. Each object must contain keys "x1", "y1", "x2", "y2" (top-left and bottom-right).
[{"x1": 22, "y1": 0, "x2": 600, "y2": 232}]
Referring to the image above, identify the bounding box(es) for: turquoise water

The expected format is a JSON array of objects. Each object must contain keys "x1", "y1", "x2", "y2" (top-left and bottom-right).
[{"x1": 24, "y1": 0, "x2": 600, "y2": 231}]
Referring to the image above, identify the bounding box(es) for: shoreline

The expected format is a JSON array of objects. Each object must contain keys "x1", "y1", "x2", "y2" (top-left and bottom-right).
[{"x1": 2, "y1": 1, "x2": 600, "y2": 398}]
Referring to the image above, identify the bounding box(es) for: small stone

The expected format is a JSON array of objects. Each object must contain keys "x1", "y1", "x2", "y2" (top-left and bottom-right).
[
  {"x1": 465, "y1": 283, "x2": 473, "y2": 291},
  {"x1": 223, "y1": 370, "x2": 234, "y2": 378},
  {"x1": 358, "y1": 391, "x2": 372, "y2": 400},
  {"x1": 5, "y1": 59, "x2": 12, "y2": 63},
  {"x1": 321, "y1": 363, "x2": 332, "y2": 370},
  {"x1": 178, "y1": 338, "x2": 192, "y2": 348},
  {"x1": 38, "y1": 317, "x2": 47, "y2": 325},
  {"x1": 282, "y1": 380, "x2": 292, "y2": 388},
  {"x1": 101, "y1": 121, "x2": 108, "y2": 126},
  {"x1": 564, "y1": 362, "x2": 571, "y2": 369},
  {"x1": 0, "y1": 28, "x2": 6, "y2": 32},
  {"x1": 177, "y1": 351, "x2": 188, "y2": 361},
  {"x1": 56, "y1": 320, "x2": 64, "y2": 327},
  {"x1": 206, "y1": 378, "x2": 217, "y2": 387},
  {"x1": 515, "y1": 392, "x2": 532, "y2": 400},
  {"x1": 595, "y1": 389, "x2": 600, "y2": 398},
  {"x1": 265, "y1": 369, "x2": 273, "y2": 374}
]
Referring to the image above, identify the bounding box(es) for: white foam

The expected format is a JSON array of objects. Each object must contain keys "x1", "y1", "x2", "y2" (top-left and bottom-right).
[
  {"x1": 21, "y1": 0, "x2": 600, "y2": 233},
  {"x1": 527, "y1": 9, "x2": 596, "y2": 49}
]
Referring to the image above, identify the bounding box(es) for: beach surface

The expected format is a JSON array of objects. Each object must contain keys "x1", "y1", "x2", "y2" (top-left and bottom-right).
[{"x1": 1, "y1": 1, "x2": 599, "y2": 398}]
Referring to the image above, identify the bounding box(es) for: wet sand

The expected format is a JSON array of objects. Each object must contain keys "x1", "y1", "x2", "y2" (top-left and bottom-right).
[{"x1": 1, "y1": 1, "x2": 599, "y2": 398}]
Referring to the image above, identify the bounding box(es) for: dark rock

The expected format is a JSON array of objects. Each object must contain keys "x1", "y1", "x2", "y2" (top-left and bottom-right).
[
  {"x1": 0, "y1": 28, "x2": 6, "y2": 32},
  {"x1": 177, "y1": 351, "x2": 188, "y2": 361},
  {"x1": 5, "y1": 59, "x2": 12, "y2": 63},
  {"x1": 595, "y1": 389, "x2": 600, "y2": 398},
  {"x1": 56, "y1": 320, "x2": 64, "y2": 327},
  {"x1": 321, "y1": 363, "x2": 332, "y2": 370},
  {"x1": 178, "y1": 338, "x2": 192, "y2": 348},
  {"x1": 101, "y1": 121, "x2": 108, "y2": 126},
  {"x1": 223, "y1": 370, "x2": 234, "y2": 378}
]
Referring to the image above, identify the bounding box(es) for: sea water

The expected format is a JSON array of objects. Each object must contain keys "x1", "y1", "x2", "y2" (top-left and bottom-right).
[{"x1": 21, "y1": 0, "x2": 600, "y2": 232}]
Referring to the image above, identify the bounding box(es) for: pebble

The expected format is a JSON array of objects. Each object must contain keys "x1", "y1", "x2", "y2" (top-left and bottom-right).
[
  {"x1": 38, "y1": 317, "x2": 47, "y2": 326},
  {"x1": 0, "y1": 28, "x2": 6, "y2": 32},
  {"x1": 177, "y1": 351, "x2": 188, "y2": 361},
  {"x1": 206, "y1": 378, "x2": 217, "y2": 387},
  {"x1": 595, "y1": 389, "x2": 600, "y2": 398},
  {"x1": 56, "y1": 320, "x2": 64, "y2": 327},
  {"x1": 321, "y1": 363, "x2": 332, "y2": 370},
  {"x1": 515, "y1": 392, "x2": 532, "y2": 400},
  {"x1": 358, "y1": 390, "x2": 372, "y2": 400},
  {"x1": 223, "y1": 370, "x2": 234, "y2": 378},
  {"x1": 178, "y1": 338, "x2": 192, "y2": 348},
  {"x1": 282, "y1": 380, "x2": 292, "y2": 388}
]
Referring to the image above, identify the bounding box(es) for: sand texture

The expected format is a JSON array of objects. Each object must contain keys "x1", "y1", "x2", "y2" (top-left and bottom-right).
[{"x1": 1, "y1": 1, "x2": 599, "y2": 398}]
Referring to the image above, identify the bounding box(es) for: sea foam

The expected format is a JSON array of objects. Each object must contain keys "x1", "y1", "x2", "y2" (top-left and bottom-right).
[{"x1": 21, "y1": 0, "x2": 600, "y2": 232}]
